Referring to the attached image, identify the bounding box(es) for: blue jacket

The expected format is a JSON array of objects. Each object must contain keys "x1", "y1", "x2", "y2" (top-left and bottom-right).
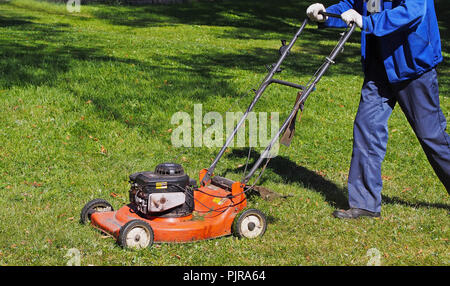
[{"x1": 323, "y1": 0, "x2": 443, "y2": 83}]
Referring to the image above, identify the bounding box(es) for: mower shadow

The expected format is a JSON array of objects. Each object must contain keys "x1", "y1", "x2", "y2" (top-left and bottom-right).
[
  {"x1": 223, "y1": 148, "x2": 450, "y2": 212},
  {"x1": 222, "y1": 148, "x2": 350, "y2": 210}
]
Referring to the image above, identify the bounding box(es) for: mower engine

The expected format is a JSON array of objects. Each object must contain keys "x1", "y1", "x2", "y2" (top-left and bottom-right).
[{"x1": 128, "y1": 163, "x2": 196, "y2": 218}]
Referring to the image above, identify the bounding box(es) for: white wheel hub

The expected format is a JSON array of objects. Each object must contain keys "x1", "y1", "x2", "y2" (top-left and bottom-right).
[
  {"x1": 241, "y1": 215, "x2": 264, "y2": 238},
  {"x1": 94, "y1": 206, "x2": 112, "y2": 212},
  {"x1": 126, "y1": 227, "x2": 151, "y2": 249}
]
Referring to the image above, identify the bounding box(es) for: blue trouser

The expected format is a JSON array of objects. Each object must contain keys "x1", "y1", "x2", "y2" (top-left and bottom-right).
[{"x1": 348, "y1": 63, "x2": 450, "y2": 213}]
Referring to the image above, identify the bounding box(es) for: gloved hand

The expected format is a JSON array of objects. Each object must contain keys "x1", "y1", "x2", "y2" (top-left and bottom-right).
[
  {"x1": 306, "y1": 3, "x2": 327, "y2": 22},
  {"x1": 341, "y1": 9, "x2": 363, "y2": 28}
]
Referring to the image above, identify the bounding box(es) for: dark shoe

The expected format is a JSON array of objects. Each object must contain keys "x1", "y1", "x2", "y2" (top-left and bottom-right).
[{"x1": 332, "y1": 208, "x2": 380, "y2": 219}]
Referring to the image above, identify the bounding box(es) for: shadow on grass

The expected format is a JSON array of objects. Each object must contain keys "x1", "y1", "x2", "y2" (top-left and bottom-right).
[
  {"x1": 382, "y1": 195, "x2": 450, "y2": 212},
  {"x1": 86, "y1": 0, "x2": 449, "y2": 95},
  {"x1": 91, "y1": 0, "x2": 314, "y2": 32},
  {"x1": 0, "y1": 13, "x2": 36, "y2": 27},
  {"x1": 223, "y1": 148, "x2": 350, "y2": 210},
  {"x1": 87, "y1": 0, "x2": 363, "y2": 75},
  {"x1": 0, "y1": 14, "x2": 87, "y2": 88},
  {"x1": 223, "y1": 148, "x2": 450, "y2": 212}
]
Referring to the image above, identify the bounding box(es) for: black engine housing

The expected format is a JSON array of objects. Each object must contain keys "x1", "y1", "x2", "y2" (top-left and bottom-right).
[{"x1": 129, "y1": 163, "x2": 196, "y2": 218}]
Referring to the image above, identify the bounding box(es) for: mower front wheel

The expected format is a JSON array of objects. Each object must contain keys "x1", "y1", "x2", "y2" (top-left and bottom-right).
[
  {"x1": 80, "y1": 198, "x2": 114, "y2": 225},
  {"x1": 118, "y1": 220, "x2": 154, "y2": 250},
  {"x1": 232, "y1": 208, "x2": 267, "y2": 239}
]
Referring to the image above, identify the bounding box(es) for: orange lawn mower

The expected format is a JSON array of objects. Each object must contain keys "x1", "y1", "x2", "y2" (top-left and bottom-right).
[{"x1": 80, "y1": 14, "x2": 355, "y2": 249}]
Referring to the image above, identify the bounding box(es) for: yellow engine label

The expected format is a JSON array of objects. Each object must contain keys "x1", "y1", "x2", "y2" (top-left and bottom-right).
[{"x1": 156, "y1": 182, "x2": 168, "y2": 189}]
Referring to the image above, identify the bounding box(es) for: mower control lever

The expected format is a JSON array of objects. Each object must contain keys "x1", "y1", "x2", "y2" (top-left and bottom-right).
[
  {"x1": 266, "y1": 40, "x2": 291, "y2": 73},
  {"x1": 319, "y1": 11, "x2": 342, "y2": 19},
  {"x1": 269, "y1": 79, "x2": 305, "y2": 90},
  {"x1": 266, "y1": 63, "x2": 283, "y2": 73},
  {"x1": 279, "y1": 40, "x2": 290, "y2": 56}
]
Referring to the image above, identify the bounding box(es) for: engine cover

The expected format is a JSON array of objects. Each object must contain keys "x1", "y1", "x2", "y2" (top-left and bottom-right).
[
  {"x1": 129, "y1": 163, "x2": 196, "y2": 218},
  {"x1": 148, "y1": 192, "x2": 186, "y2": 212}
]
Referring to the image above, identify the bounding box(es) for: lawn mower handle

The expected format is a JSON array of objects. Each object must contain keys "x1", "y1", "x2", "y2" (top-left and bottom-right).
[
  {"x1": 199, "y1": 18, "x2": 310, "y2": 186},
  {"x1": 243, "y1": 23, "x2": 356, "y2": 183},
  {"x1": 200, "y1": 18, "x2": 356, "y2": 186}
]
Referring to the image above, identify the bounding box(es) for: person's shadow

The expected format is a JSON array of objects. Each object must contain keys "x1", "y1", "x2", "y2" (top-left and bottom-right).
[{"x1": 223, "y1": 148, "x2": 450, "y2": 212}]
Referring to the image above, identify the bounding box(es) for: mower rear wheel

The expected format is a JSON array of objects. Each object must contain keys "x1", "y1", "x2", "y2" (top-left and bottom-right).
[
  {"x1": 233, "y1": 208, "x2": 267, "y2": 239},
  {"x1": 118, "y1": 220, "x2": 154, "y2": 250},
  {"x1": 80, "y1": 198, "x2": 114, "y2": 225}
]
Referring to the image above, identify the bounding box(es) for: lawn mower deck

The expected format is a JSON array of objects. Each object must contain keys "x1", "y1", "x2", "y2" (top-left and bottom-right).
[{"x1": 81, "y1": 166, "x2": 266, "y2": 249}]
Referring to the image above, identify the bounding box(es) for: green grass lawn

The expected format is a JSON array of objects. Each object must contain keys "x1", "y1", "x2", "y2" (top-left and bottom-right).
[{"x1": 0, "y1": 0, "x2": 448, "y2": 266}]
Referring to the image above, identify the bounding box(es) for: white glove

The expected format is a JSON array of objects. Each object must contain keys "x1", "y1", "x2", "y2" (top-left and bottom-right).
[
  {"x1": 306, "y1": 3, "x2": 327, "y2": 22},
  {"x1": 341, "y1": 9, "x2": 363, "y2": 28}
]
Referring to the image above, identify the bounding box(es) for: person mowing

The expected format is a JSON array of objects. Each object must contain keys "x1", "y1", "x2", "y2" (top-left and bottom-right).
[{"x1": 306, "y1": 0, "x2": 449, "y2": 218}]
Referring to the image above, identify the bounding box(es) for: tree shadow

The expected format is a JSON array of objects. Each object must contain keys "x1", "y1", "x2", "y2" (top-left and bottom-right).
[
  {"x1": 0, "y1": 16, "x2": 97, "y2": 88},
  {"x1": 157, "y1": 32, "x2": 361, "y2": 79},
  {"x1": 0, "y1": 14, "x2": 36, "y2": 27},
  {"x1": 87, "y1": 0, "x2": 448, "y2": 96},
  {"x1": 91, "y1": 0, "x2": 314, "y2": 32},
  {"x1": 0, "y1": 15, "x2": 246, "y2": 140}
]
